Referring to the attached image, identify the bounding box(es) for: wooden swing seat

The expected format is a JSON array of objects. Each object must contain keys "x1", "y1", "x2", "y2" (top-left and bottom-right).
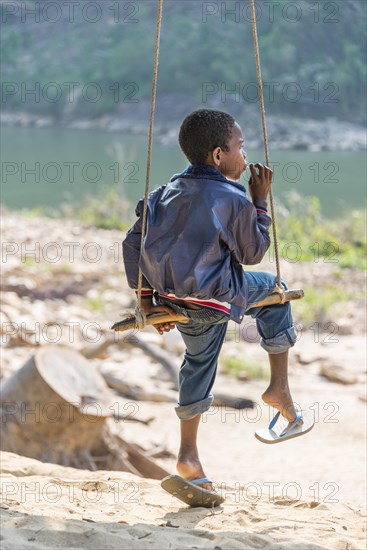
[{"x1": 112, "y1": 288, "x2": 304, "y2": 332}]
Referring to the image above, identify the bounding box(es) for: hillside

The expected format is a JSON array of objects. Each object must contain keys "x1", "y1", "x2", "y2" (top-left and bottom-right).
[{"x1": 1, "y1": 0, "x2": 366, "y2": 125}]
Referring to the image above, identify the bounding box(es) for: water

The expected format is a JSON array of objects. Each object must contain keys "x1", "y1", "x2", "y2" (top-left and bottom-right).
[{"x1": 1, "y1": 126, "x2": 366, "y2": 218}]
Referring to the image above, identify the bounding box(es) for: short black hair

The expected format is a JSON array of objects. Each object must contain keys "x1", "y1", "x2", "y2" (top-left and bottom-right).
[{"x1": 179, "y1": 109, "x2": 235, "y2": 164}]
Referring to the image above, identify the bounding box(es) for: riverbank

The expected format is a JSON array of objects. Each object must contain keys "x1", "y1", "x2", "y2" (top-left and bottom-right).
[
  {"x1": 1, "y1": 207, "x2": 366, "y2": 400},
  {"x1": 1, "y1": 210, "x2": 366, "y2": 549},
  {"x1": 1, "y1": 106, "x2": 366, "y2": 152},
  {"x1": 0, "y1": 208, "x2": 366, "y2": 366}
]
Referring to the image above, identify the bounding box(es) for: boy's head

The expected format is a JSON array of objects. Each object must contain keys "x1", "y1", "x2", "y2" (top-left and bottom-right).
[{"x1": 179, "y1": 109, "x2": 247, "y2": 181}]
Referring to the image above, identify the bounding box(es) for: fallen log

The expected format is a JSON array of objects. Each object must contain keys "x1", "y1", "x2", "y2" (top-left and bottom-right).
[
  {"x1": 101, "y1": 370, "x2": 177, "y2": 403},
  {"x1": 213, "y1": 394, "x2": 254, "y2": 409},
  {"x1": 81, "y1": 334, "x2": 180, "y2": 389},
  {"x1": 113, "y1": 433, "x2": 169, "y2": 480},
  {"x1": 0, "y1": 346, "x2": 114, "y2": 460},
  {"x1": 319, "y1": 364, "x2": 358, "y2": 385},
  {"x1": 102, "y1": 371, "x2": 254, "y2": 410},
  {"x1": 84, "y1": 334, "x2": 255, "y2": 410},
  {"x1": 0, "y1": 346, "x2": 169, "y2": 478}
]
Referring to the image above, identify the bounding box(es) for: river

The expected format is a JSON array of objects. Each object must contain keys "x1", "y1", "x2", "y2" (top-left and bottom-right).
[{"x1": 1, "y1": 126, "x2": 366, "y2": 218}]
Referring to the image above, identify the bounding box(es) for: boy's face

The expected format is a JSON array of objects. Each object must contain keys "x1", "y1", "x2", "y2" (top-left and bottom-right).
[{"x1": 208, "y1": 122, "x2": 247, "y2": 181}]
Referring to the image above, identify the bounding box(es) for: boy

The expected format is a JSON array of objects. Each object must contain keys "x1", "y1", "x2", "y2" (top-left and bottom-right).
[{"x1": 123, "y1": 109, "x2": 314, "y2": 507}]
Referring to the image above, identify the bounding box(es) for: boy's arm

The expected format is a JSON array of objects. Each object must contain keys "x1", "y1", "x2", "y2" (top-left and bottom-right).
[
  {"x1": 230, "y1": 162, "x2": 273, "y2": 265},
  {"x1": 122, "y1": 199, "x2": 154, "y2": 296},
  {"x1": 122, "y1": 198, "x2": 177, "y2": 334},
  {"x1": 231, "y1": 201, "x2": 272, "y2": 265}
]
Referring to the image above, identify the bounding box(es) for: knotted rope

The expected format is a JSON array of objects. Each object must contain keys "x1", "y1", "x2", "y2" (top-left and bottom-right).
[
  {"x1": 249, "y1": 0, "x2": 283, "y2": 293},
  {"x1": 135, "y1": 0, "x2": 164, "y2": 327}
]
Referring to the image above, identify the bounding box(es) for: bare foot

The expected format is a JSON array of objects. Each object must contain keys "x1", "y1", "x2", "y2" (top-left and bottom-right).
[
  {"x1": 262, "y1": 385, "x2": 303, "y2": 426},
  {"x1": 176, "y1": 452, "x2": 214, "y2": 491}
]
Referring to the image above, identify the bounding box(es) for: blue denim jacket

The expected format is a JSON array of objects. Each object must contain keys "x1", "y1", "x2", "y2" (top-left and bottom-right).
[{"x1": 122, "y1": 164, "x2": 272, "y2": 323}]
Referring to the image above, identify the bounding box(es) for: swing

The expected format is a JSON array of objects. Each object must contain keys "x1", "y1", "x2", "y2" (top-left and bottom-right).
[{"x1": 112, "y1": 0, "x2": 304, "y2": 334}]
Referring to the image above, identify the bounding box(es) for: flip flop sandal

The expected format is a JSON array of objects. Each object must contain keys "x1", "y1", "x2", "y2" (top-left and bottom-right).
[
  {"x1": 255, "y1": 409, "x2": 315, "y2": 444},
  {"x1": 161, "y1": 475, "x2": 224, "y2": 508}
]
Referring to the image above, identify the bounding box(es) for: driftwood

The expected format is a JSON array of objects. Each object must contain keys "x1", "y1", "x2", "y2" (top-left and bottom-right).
[
  {"x1": 102, "y1": 370, "x2": 254, "y2": 409},
  {"x1": 113, "y1": 434, "x2": 169, "y2": 479},
  {"x1": 84, "y1": 336, "x2": 178, "y2": 388},
  {"x1": 0, "y1": 346, "x2": 169, "y2": 478},
  {"x1": 213, "y1": 394, "x2": 254, "y2": 409},
  {"x1": 111, "y1": 289, "x2": 304, "y2": 332},
  {"x1": 0, "y1": 346, "x2": 113, "y2": 452},
  {"x1": 0, "y1": 274, "x2": 101, "y2": 301},
  {"x1": 319, "y1": 364, "x2": 358, "y2": 385},
  {"x1": 83, "y1": 333, "x2": 255, "y2": 410},
  {"x1": 101, "y1": 370, "x2": 177, "y2": 403}
]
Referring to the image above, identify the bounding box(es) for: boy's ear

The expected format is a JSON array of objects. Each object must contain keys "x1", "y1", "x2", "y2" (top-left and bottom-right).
[{"x1": 212, "y1": 146, "x2": 222, "y2": 167}]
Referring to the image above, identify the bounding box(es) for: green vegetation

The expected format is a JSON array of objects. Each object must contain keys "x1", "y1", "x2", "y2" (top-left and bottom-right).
[
  {"x1": 1, "y1": 0, "x2": 365, "y2": 123},
  {"x1": 18, "y1": 185, "x2": 366, "y2": 273},
  {"x1": 274, "y1": 192, "x2": 366, "y2": 270},
  {"x1": 291, "y1": 284, "x2": 354, "y2": 324},
  {"x1": 16, "y1": 184, "x2": 365, "y2": 327},
  {"x1": 19, "y1": 186, "x2": 132, "y2": 231},
  {"x1": 34, "y1": 186, "x2": 365, "y2": 271},
  {"x1": 74, "y1": 187, "x2": 131, "y2": 231},
  {"x1": 84, "y1": 295, "x2": 106, "y2": 312},
  {"x1": 22, "y1": 256, "x2": 73, "y2": 274},
  {"x1": 221, "y1": 356, "x2": 268, "y2": 380},
  {"x1": 23, "y1": 256, "x2": 39, "y2": 268}
]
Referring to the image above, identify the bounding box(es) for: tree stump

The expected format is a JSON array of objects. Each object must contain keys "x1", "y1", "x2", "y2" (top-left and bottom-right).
[{"x1": 0, "y1": 346, "x2": 168, "y2": 478}]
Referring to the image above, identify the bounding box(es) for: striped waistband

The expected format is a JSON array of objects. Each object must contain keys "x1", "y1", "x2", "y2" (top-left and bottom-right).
[{"x1": 158, "y1": 293, "x2": 231, "y2": 315}]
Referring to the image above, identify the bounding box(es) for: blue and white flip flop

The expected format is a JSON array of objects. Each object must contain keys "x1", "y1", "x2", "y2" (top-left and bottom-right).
[
  {"x1": 255, "y1": 409, "x2": 315, "y2": 444},
  {"x1": 161, "y1": 475, "x2": 224, "y2": 507}
]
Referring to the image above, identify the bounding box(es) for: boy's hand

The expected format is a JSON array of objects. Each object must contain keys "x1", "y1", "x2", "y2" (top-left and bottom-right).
[
  {"x1": 140, "y1": 296, "x2": 177, "y2": 335},
  {"x1": 150, "y1": 305, "x2": 177, "y2": 335},
  {"x1": 248, "y1": 163, "x2": 273, "y2": 205}
]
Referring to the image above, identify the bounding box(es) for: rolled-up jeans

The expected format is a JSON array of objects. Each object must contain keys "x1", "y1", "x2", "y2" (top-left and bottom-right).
[{"x1": 157, "y1": 272, "x2": 298, "y2": 420}]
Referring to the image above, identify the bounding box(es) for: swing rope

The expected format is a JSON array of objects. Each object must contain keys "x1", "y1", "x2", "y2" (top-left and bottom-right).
[
  {"x1": 135, "y1": 0, "x2": 164, "y2": 328},
  {"x1": 249, "y1": 0, "x2": 282, "y2": 291}
]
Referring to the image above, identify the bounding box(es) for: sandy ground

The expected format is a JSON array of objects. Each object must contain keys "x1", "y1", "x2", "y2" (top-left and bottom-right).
[
  {"x1": 1, "y1": 212, "x2": 366, "y2": 549},
  {"x1": 2, "y1": 448, "x2": 364, "y2": 550},
  {"x1": 1, "y1": 332, "x2": 366, "y2": 549}
]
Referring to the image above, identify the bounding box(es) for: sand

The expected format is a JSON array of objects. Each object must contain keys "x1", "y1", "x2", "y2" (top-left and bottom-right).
[
  {"x1": 0, "y1": 447, "x2": 365, "y2": 550},
  {"x1": 1, "y1": 334, "x2": 366, "y2": 550},
  {"x1": 1, "y1": 212, "x2": 366, "y2": 549}
]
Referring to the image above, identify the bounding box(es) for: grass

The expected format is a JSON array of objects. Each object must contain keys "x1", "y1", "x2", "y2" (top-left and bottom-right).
[
  {"x1": 20, "y1": 187, "x2": 132, "y2": 232},
  {"x1": 71, "y1": 189, "x2": 366, "y2": 270},
  {"x1": 273, "y1": 193, "x2": 366, "y2": 271},
  {"x1": 23, "y1": 256, "x2": 73, "y2": 274},
  {"x1": 291, "y1": 284, "x2": 353, "y2": 325},
  {"x1": 74, "y1": 187, "x2": 131, "y2": 232},
  {"x1": 16, "y1": 189, "x2": 367, "y2": 273},
  {"x1": 84, "y1": 295, "x2": 106, "y2": 312},
  {"x1": 12, "y1": 190, "x2": 367, "y2": 273},
  {"x1": 221, "y1": 356, "x2": 268, "y2": 380}
]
